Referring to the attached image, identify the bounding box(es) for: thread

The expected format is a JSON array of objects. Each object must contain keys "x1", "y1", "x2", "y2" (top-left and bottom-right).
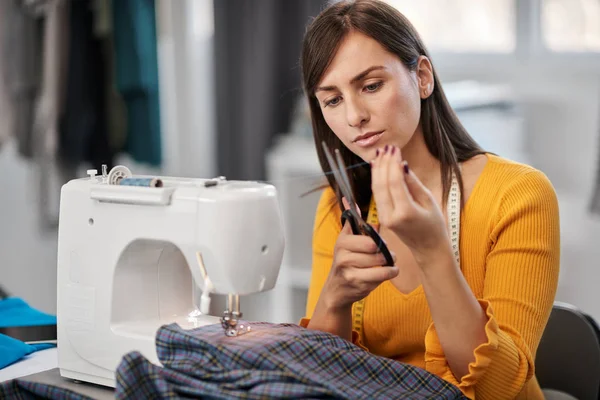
[
  {"x1": 119, "y1": 177, "x2": 163, "y2": 188},
  {"x1": 259, "y1": 161, "x2": 369, "y2": 186}
]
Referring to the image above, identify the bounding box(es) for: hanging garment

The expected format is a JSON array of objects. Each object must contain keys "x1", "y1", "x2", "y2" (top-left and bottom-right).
[
  {"x1": 2, "y1": 0, "x2": 44, "y2": 159},
  {"x1": 32, "y1": 0, "x2": 69, "y2": 160},
  {"x1": 93, "y1": 0, "x2": 128, "y2": 155},
  {"x1": 112, "y1": 0, "x2": 162, "y2": 167},
  {"x1": 31, "y1": 0, "x2": 72, "y2": 231},
  {"x1": 58, "y1": 0, "x2": 114, "y2": 171},
  {"x1": 0, "y1": 0, "x2": 15, "y2": 148}
]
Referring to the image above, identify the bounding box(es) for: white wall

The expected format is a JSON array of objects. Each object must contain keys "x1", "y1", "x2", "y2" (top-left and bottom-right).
[{"x1": 0, "y1": 141, "x2": 58, "y2": 313}]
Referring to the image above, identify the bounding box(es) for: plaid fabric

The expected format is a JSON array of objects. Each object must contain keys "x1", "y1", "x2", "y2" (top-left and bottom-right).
[
  {"x1": 115, "y1": 322, "x2": 467, "y2": 399},
  {"x1": 0, "y1": 379, "x2": 92, "y2": 400},
  {"x1": 0, "y1": 322, "x2": 468, "y2": 399}
]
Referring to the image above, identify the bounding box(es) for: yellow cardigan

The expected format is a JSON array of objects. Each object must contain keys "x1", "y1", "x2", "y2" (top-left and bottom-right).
[{"x1": 300, "y1": 154, "x2": 560, "y2": 399}]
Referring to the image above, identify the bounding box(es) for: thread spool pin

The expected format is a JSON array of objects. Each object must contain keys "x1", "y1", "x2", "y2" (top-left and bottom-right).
[{"x1": 101, "y1": 165, "x2": 108, "y2": 183}]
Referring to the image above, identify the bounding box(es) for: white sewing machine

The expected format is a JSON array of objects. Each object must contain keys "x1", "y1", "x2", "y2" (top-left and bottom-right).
[{"x1": 56, "y1": 165, "x2": 285, "y2": 388}]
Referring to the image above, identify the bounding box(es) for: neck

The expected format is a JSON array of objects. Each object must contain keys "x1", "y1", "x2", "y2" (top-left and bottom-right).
[{"x1": 400, "y1": 126, "x2": 441, "y2": 192}]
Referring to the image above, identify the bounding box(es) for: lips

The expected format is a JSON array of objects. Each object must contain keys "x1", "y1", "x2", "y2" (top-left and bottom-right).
[{"x1": 353, "y1": 131, "x2": 384, "y2": 148}]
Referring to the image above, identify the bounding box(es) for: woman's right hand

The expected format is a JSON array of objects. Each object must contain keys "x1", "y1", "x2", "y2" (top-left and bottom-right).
[{"x1": 320, "y1": 202, "x2": 399, "y2": 311}]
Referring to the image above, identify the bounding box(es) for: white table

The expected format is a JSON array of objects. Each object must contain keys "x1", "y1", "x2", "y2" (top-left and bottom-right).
[
  {"x1": 0, "y1": 349, "x2": 114, "y2": 399},
  {"x1": 0, "y1": 348, "x2": 57, "y2": 382}
]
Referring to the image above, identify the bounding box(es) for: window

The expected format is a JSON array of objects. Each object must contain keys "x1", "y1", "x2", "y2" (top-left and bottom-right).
[
  {"x1": 383, "y1": 0, "x2": 516, "y2": 53},
  {"x1": 541, "y1": 0, "x2": 600, "y2": 52}
]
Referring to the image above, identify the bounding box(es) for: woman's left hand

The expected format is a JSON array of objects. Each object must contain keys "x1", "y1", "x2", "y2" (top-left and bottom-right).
[{"x1": 370, "y1": 145, "x2": 450, "y2": 264}]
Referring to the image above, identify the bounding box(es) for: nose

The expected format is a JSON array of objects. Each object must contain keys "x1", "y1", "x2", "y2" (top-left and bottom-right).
[{"x1": 345, "y1": 96, "x2": 369, "y2": 128}]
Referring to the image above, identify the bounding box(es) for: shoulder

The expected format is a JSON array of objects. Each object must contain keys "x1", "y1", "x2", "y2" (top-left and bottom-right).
[
  {"x1": 485, "y1": 154, "x2": 556, "y2": 199},
  {"x1": 478, "y1": 154, "x2": 559, "y2": 222}
]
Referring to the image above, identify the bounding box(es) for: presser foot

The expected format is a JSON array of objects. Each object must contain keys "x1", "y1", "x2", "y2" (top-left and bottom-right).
[
  {"x1": 222, "y1": 294, "x2": 251, "y2": 337},
  {"x1": 221, "y1": 311, "x2": 251, "y2": 337}
]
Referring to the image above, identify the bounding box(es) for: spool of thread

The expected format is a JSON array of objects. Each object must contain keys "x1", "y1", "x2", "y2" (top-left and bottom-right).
[
  {"x1": 118, "y1": 177, "x2": 163, "y2": 188},
  {"x1": 107, "y1": 165, "x2": 132, "y2": 185}
]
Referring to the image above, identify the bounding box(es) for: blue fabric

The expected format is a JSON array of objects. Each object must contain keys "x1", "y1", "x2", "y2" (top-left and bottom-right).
[
  {"x1": 112, "y1": 0, "x2": 162, "y2": 167},
  {"x1": 0, "y1": 297, "x2": 56, "y2": 328},
  {"x1": 0, "y1": 297, "x2": 57, "y2": 370},
  {"x1": 0, "y1": 334, "x2": 55, "y2": 369}
]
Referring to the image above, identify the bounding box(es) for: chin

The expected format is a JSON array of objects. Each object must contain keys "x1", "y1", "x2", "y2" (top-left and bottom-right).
[{"x1": 364, "y1": 145, "x2": 385, "y2": 160}]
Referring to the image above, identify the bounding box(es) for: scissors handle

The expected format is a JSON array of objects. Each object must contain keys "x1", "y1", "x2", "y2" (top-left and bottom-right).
[
  {"x1": 341, "y1": 210, "x2": 395, "y2": 267},
  {"x1": 341, "y1": 209, "x2": 360, "y2": 235},
  {"x1": 362, "y1": 223, "x2": 395, "y2": 266}
]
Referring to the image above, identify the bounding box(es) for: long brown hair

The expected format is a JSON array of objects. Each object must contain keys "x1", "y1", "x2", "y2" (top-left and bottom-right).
[{"x1": 301, "y1": 0, "x2": 484, "y2": 216}]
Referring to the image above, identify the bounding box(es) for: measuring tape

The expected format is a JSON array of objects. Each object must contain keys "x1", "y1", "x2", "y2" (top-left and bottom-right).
[{"x1": 351, "y1": 173, "x2": 461, "y2": 343}]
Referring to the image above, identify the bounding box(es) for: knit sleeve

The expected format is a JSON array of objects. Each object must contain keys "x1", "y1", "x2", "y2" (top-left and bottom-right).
[
  {"x1": 424, "y1": 170, "x2": 560, "y2": 399},
  {"x1": 298, "y1": 189, "x2": 368, "y2": 349}
]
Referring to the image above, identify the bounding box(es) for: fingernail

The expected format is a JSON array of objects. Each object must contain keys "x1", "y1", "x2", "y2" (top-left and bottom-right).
[
  {"x1": 403, "y1": 161, "x2": 409, "y2": 174},
  {"x1": 375, "y1": 149, "x2": 379, "y2": 157},
  {"x1": 391, "y1": 146, "x2": 396, "y2": 155},
  {"x1": 384, "y1": 145, "x2": 389, "y2": 153}
]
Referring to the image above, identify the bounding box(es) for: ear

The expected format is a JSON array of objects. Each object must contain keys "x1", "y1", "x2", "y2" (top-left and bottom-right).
[{"x1": 416, "y1": 56, "x2": 434, "y2": 99}]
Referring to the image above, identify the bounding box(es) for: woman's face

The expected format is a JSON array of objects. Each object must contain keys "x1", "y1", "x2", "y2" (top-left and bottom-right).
[{"x1": 314, "y1": 30, "x2": 432, "y2": 161}]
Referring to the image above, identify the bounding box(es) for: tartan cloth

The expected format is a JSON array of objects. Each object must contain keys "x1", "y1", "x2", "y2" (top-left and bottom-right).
[
  {"x1": 0, "y1": 322, "x2": 468, "y2": 399},
  {"x1": 115, "y1": 322, "x2": 467, "y2": 399},
  {"x1": 0, "y1": 379, "x2": 92, "y2": 400}
]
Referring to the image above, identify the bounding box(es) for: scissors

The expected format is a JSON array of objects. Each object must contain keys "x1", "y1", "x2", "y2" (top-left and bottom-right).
[{"x1": 321, "y1": 141, "x2": 395, "y2": 267}]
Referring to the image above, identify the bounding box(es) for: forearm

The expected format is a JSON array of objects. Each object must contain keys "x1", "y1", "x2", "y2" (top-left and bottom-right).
[
  {"x1": 306, "y1": 294, "x2": 353, "y2": 342},
  {"x1": 417, "y1": 246, "x2": 488, "y2": 380}
]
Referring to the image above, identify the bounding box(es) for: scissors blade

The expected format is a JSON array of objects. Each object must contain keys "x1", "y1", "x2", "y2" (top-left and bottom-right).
[
  {"x1": 334, "y1": 149, "x2": 362, "y2": 221},
  {"x1": 320, "y1": 141, "x2": 362, "y2": 222},
  {"x1": 321, "y1": 141, "x2": 343, "y2": 185}
]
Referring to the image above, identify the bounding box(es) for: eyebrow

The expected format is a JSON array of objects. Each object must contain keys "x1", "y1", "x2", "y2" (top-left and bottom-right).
[{"x1": 315, "y1": 65, "x2": 386, "y2": 93}]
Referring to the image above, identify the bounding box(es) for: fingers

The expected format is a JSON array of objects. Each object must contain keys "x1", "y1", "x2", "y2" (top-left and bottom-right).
[
  {"x1": 371, "y1": 146, "x2": 433, "y2": 213},
  {"x1": 370, "y1": 146, "x2": 394, "y2": 223},
  {"x1": 352, "y1": 265, "x2": 399, "y2": 284},
  {"x1": 387, "y1": 146, "x2": 412, "y2": 210},
  {"x1": 342, "y1": 196, "x2": 350, "y2": 211},
  {"x1": 337, "y1": 233, "x2": 380, "y2": 253},
  {"x1": 340, "y1": 219, "x2": 353, "y2": 235},
  {"x1": 402, "y1": 161, "x2": 432, "y2": 206},
  {"x1": 342, "y1": 197, "x2": 361, "y2": 216},
  {"x1": 335, "y1": 251, "x2": 393, "y2": 269},
  {"x1": 328, "y1": 264, "x2": 399, "y2": 306}
]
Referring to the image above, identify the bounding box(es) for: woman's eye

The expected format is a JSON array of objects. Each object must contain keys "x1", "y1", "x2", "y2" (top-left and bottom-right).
[
  {"x1": 365, "y1": 82, "x2": 382, "y2": 92},
  {"x1": 325, "y1": 97, "x2": 341, "y2": 107}
]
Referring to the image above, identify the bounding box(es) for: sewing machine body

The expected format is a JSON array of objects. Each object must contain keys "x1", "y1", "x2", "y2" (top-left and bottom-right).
[{"x1": 56, "y1": 171, "x2": 285, "y2": 387}]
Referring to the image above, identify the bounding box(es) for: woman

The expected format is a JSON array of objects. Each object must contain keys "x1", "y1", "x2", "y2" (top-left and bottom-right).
[{"x1": 299, "y1": 1, "x2": 560, "y2": 399}]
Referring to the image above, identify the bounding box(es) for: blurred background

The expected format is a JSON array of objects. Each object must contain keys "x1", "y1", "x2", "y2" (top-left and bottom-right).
[{"x1": 0, "y1": 0, "x2": 599, "y2": 327}]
